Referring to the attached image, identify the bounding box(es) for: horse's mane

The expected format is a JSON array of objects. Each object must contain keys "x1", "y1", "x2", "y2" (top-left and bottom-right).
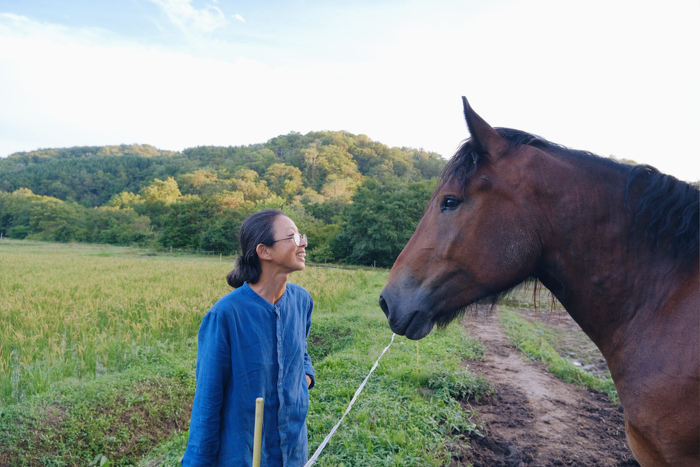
[
  {"x1": 441, "y1": 128, "x2": 700, "y2": 267},
  {"x1": 624, "y1": 165, "x2": 699, "y2": 266}
]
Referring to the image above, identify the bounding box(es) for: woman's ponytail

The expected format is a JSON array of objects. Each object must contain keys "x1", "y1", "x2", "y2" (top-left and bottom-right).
[{"x1": 226, "y1": 209, "x2": 284, "y2": 288}]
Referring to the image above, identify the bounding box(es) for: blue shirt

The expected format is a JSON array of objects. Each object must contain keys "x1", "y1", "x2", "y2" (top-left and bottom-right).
[{"x1": 182, "y1": 282, "x2": 315, "y2": 467}]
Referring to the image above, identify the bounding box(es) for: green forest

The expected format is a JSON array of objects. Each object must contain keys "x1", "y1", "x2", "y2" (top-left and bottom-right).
[{"x1": 0, "y1": 131, "x2": 444, "y2": 267}]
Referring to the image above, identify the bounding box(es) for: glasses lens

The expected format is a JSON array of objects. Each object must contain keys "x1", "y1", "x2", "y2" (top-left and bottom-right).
[{"x1": 292, "y1": 233, "x2": 307, "y2": 247}]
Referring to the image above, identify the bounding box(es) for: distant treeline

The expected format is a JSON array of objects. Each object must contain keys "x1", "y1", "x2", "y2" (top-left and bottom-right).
[{"x1": 0, "y1": 132, "x2": 444, "y2": 267}]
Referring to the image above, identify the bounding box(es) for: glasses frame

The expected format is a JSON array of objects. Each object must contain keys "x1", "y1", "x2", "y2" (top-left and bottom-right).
[{"x1": 271, "y1": 232, "x2": 307, "y2": 247}]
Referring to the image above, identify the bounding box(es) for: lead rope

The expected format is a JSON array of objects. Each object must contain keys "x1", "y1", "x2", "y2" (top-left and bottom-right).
[{"x1": 303, "y1": 333, "x2": 396, "y2": 467}]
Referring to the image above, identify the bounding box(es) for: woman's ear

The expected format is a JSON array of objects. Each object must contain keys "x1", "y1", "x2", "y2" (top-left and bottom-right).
[{"x1": 256, "y1": 243, "x2": 272, "y2": 261}]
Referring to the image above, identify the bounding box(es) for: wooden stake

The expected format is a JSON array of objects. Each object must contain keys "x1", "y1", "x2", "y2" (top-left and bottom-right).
[{"x1": 252, "y1": 397, "x2": 264, "y2": 467}]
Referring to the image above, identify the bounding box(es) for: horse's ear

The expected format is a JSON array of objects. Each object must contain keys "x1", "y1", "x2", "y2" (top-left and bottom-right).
[{"x1": 462, "y1": 96, "x2": 507, "y2": 158}]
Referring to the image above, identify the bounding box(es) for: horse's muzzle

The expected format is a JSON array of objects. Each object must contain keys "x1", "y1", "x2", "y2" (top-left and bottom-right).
[{"x1": 378, "y1": 289, "x2": 435, "y2": 340}]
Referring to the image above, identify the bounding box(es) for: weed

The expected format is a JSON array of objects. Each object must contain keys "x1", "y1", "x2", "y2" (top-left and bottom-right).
[{"x1": 428, "y1": 367, "x2": 495, "y2": 403}]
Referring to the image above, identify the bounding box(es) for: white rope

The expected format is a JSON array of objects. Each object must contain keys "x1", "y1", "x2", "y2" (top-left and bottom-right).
[{"x1": 303, "y1": 333, "x2": 396, "y2": 467}]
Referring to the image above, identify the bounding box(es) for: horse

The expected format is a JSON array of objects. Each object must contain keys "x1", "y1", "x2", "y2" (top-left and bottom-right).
[{"x1": 379, "y1": 97, "x2": 699, "y2": 467}]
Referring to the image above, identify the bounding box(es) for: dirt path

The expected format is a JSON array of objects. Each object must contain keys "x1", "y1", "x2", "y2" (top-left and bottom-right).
[{"x1": 452, "y1": 307, "x2": 640, "y2": 467}]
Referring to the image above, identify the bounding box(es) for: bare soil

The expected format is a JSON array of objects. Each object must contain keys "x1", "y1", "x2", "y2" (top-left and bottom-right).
[{"x1": 451, "y1": 307, "x2": 640, "y2": 467}]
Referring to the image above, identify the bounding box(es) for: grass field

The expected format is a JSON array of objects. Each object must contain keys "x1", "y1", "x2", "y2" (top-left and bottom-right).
[
  {"x1": 0, "y1": 241, "x2": 233, "y2": 406},
  {"x1": 0, "y1": 240, "x2": 491, "y2": 466}
]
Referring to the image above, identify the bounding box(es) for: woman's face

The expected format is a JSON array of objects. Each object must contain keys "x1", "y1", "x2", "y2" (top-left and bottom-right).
[{"x1": 268, "y1": 215, "x2": 306, "y2": 272}]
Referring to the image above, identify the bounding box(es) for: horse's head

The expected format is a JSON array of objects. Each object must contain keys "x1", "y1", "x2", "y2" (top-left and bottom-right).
[{"x1": 379, "y1": 97, "x2": 549, "y2": 339}]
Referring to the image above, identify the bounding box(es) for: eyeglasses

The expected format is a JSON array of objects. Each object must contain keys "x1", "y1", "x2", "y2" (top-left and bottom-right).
[{"x1": 271, "y1": 232, "x2": 308, "y2": 247}]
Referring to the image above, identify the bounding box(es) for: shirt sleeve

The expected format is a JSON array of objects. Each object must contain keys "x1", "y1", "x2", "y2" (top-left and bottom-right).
[
  {"x1": 303, "y1": 295, "x2": 316, "y2": 389},
  {"x1": 182, "y1": 309, "x2": 232, "y2": 467}
]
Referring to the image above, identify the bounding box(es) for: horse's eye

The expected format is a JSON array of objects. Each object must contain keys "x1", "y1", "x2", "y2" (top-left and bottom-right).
[{"x1": 440, "y1": 196, "x2": 462, "y2": 211}]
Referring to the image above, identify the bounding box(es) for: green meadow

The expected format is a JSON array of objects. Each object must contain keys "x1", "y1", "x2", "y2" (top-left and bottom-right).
[{"x1": 0, "y1": 240, "x2": 491, "y2": 466}]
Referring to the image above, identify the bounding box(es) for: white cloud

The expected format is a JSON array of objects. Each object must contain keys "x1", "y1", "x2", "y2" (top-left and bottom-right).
[
  {"x1": 147, "y1": 0, "x2": 226, "y2": 33},
  {"x1": 234, "y1": 14, "x2": 245, "y2": 23}
]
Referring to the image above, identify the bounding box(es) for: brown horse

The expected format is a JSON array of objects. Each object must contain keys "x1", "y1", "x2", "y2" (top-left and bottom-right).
[{"x1": 379, "y1": 97, "x2": 699, "y2": 466}]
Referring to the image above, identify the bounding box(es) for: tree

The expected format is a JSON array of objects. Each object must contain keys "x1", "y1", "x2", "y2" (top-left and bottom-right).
[
  {"x1": 179, "y1": 170, "x2": 219, "y2": 192},
  {"x1": 107, "y1": 191, "x2": 142, "y2": 208},
  {"x1": 213, "y1": 191, "x2": 246, "y2": 210},
  {"x1": 320, "y1": 177, "x2": 356, "y2": 200},
  {"x1": 314, "y1": 144, "x2": 363, "y2": 187},
  {"x1": 301, "y1": 144, "x2": 320, "y2": 185},
  {"x1": 229, "y1": 169, "x2": 270, "y2": 202},
  {"x1": 0, "y1": 188, "x2": 153, "y2": 244},
  {"x1": 198, "y1": 213, "x2": 245, "y2": 253},
  {"x1": 139, "y1": 177, "x2": 182, "y2": 205},
  {"x1": 264, "y1": 163, "x2": 303, "y2": 200},
  {"x1": 243, "y1": 148, "x2": 277, "y2": 174},
  {"x1": 335, "y1": 178, "x2": 436, "y2": 267},
  {"x1": 159, "y1": 195, "x2": 211, "y2": 249},
  {"x1": 412, "y1": 150, "x2": 444, "y2": 179},
  {"x1": 304, "y1": 198, "x2": 346, "y2": 224}
]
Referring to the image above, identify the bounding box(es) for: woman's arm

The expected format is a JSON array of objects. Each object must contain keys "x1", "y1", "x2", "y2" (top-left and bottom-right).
[
  {"x1": 303, "y1": 296, "x2": 316, "y2": 389},
  {"x1": 181, "y1": 311, "x2": 232, "y2": 467}
]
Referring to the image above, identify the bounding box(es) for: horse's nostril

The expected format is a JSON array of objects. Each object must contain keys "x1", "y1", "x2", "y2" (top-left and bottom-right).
[{"x1": 379, "y1": 294, "x2": 389, "y2": 317}]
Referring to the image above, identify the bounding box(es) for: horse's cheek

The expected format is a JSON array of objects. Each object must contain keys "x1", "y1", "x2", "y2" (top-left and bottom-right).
[{"x1": 492, "y1": 225, "x2": 538, "y2": 278}]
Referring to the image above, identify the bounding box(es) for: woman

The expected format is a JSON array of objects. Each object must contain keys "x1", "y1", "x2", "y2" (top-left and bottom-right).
[{"x1": 182, "y1": 209, "x2": 315, "y2": 467}]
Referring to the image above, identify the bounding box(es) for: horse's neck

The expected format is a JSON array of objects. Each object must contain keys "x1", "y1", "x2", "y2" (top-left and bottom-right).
[{"x1": 533, "y1": 158, "x2": 682, "y2": 356}]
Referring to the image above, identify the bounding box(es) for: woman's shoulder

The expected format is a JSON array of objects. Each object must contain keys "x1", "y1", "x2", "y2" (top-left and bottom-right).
[
  {"x1": 210, "y1": 283, "x2": 267, "y2": 315},
  {"x1": 286, "y1": 283, "x2": 313, "y2": 302}
]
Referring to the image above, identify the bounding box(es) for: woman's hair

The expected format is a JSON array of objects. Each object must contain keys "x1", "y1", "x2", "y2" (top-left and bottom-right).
[{"x1": 227, "y1": 209, "x2": 285, "y2": 288}]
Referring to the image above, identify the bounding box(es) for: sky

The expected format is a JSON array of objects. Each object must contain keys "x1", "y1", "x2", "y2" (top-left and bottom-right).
[{"x1": 0, "y1": 0, "x2": 698, "y2": 181}]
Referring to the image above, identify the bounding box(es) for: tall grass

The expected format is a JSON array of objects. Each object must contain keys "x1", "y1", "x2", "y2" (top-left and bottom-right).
[
  {"x1": 1, "y1": 242, "x2": 224, "y2": 406},
  {"x1": 0, "y1": 241, "x2": 378, "y2": 407}
]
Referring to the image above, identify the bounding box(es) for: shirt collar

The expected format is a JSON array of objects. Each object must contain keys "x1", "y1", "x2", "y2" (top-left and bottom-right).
[{"x1": 242, "y1": 281, "x2": 288, "y2": 309}]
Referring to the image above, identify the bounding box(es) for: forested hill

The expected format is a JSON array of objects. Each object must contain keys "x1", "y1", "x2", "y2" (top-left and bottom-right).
[
  {"x1": 0, "y1": 131, "x2": 445, "y2": 267},
  {"x1": 0, "y1": 132, "x2": 442, "y2": 207},
  {"x1": 0, "y1": 145, "x2": 189, "y2": 207}
]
